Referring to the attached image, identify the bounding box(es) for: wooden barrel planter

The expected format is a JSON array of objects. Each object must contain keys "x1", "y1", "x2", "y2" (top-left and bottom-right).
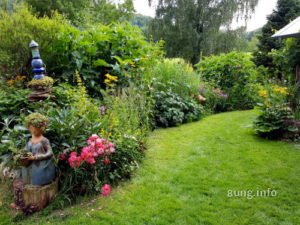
[{"x1": 13, "y1": 179, "x2": 58, "y2": 214}]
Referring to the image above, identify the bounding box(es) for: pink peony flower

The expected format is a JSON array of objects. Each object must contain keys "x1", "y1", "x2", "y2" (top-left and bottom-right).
[
  {"x1": 68, "y1": 152, "x2": 82, "y2": 168},
  {"x1": 89, "y1": 134, "x2": 99, "y2": 142},
  {"x1": 97, "y1": 147, "x2": 105, "y2": 155},
  {"x1": 101, "y1": 184, "x2": 111, "y2": 196},
  {"x1": 95, "y1": 138, "x2": 102, "y2": 144},
  {"x1": 108, "y1": 142, "x2": 114, "y2": 147},
  {"x1": 69, "y1": 134, "x2": 116, "y2": 168},
  {"x1": 85, "y1": 157, "x2": 96, "y2": 164},
  {"x1": 70, "y1": 152, "x2": 77, "y2": 157},
  {"x1": 80, "y1": 147, "x2": 96, "y2": 165},
  {"x1": 109, "y1": 147, "x2": 115, "y2": 153},
  {"x1": 95, "y1": 142, "x2": 104, "y2": 149}
]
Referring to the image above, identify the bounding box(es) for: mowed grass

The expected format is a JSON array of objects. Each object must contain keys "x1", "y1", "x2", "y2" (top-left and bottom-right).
[{"x1": 1, "y1": 110, "x2": 300, "y2": 225}]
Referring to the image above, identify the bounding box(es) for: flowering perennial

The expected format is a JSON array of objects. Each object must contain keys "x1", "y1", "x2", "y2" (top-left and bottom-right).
[
  {"x1": 101, "y1": 184, "x2": 111, "y2": 196},
  {"x1": 68, "y1": 134, "x2": 115, "y2": 168}
]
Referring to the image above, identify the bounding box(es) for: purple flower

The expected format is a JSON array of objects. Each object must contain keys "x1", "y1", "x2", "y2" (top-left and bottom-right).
[{"x1": 99, "y1": 106, "x2": 107, "y2": 115}]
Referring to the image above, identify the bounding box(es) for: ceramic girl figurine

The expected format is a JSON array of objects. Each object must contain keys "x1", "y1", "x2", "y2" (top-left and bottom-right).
[{"x1": 22, "y1": 113, "x2": 55, "y2": 186}]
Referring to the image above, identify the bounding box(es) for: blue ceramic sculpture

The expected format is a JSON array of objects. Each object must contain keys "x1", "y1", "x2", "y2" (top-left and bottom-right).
[{"x1": 21, "y1": 113, "x2": 55, "y2": 186}]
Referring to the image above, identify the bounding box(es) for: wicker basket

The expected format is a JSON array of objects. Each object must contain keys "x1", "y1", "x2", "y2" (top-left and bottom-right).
[{"x1": 18, "y1": 157, "x2": 32, "y2": 167}]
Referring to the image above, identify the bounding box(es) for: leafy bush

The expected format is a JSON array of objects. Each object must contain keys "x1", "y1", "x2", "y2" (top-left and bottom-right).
[
  {"x1": 0, "y1": 87, "x2": 29, "y2": 126},
  {"x1": 56, "y1": 23, "x2": 162, "y2": 95},
  {"x1": 101, "y1": 84, "x2": 153, "y2": 138},
  {"x1": 0, "y1": 117, "x2": 29, "y2": 155},
  {"x1": 45, "y1": 107, "x2": 102, "y2": 154},
  {"x1": 144, "y1": 59, "x2": 200, "y2": 98},
  {"x1": 47, "y1": 82, "x2": 152, "y2": 199},
  {"x1": 270, "y1": 38, "x2": 300, "y2": 83},
  {"x1": 198, "y1": 82, "x2": 228, "y2": 113},
  {"x1": 0, "y1": 5, "x2": 72, "y2": 79},
  {"x1": 152, "y1": 81, "x2": 203, "y2": 127},
  {"x1": 142, "y1": 60, "x2": 203, "y2": 127},
  {"x1": 196, "y1": 51, "x2": 260, "y2": 110},
  {"x1": 0, "y1": 5, "x2": 163, "y2": 96},
  {"x1": 254, "y1": 84, "x2": 298, "y2": 139},
  {"x1": 254, "y1": 105, "x2": 297, "y2": 139}
]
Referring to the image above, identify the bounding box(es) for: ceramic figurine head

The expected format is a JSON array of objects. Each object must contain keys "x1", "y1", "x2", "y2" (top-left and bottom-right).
[
  {"x1": 28, "y1": 125, "x2": 45, "y2": 136},
  {"x1": 24, "y1": 113, "x2": 48, "y2": 136}
]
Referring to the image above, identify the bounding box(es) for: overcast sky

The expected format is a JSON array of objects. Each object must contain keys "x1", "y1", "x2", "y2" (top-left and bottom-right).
[{"x1": 132, "y1": 0, "x2": 278, "y2": 31}]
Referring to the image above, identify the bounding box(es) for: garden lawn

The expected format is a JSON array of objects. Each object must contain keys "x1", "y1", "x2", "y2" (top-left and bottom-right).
[{"x1": 1, "y1": 110, "x2": 300, "y2": 225}]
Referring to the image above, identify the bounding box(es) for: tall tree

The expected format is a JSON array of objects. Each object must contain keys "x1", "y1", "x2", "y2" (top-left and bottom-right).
[
  {"x1": 253, "y1": 0, "x2": 300, "y2": 78},
  {"x1": 132, "y1": 14, "x2": 153, "y2": 34},
  {"x1": 2, "y1": 0, "x2": 135, "y2": 24},
  {"x1": 25, "y1": 0, "x2": 91, "y2": 22},
  {"x1": 91, "y1": 0, "x2": 135, "y2": 24},
  {"x1": 148, "y1": 0, "x2": 259, "y2": 64}
]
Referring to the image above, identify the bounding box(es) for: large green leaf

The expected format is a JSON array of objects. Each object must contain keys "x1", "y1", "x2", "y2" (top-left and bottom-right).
[{"x1": 93, "y1": 59, "x2": 110, "y2": 67}]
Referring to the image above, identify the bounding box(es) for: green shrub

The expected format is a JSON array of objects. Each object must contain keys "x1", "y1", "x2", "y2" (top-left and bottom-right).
[
  {"x1": 0, "y1": 5, "x2": 163, "y2": 97},
  {"x1": 0, "y1": 5, "x2": 72, "y2": 79},
  {"x1": 144, "y1": 59, "x2": 200, "y2": 98},
  {"x1": 196, "y1": 51, "x2": 260, "y2": 110},
  {"x1": 152, "y1": 81, "x2": 203, "y2": 127},
  {"x1": 58, "y1": 23, "x2": 163, "y2": 96},
  {"x1": 0, "y1": 117, "x2": 29, "y2": 155},
  {"x1": 142, "y1": 59, "x2": 202, "y2": 126},
  {"x1": 101, "y1": 84, "x2": 153, "y2": 139},
  {"x1": 254, "y1": 105, "x2": 297, "y2": 139},
  {"x1": 198, "y1": 82, "x2": 228, "y2": 113},
  {"x1": 254, "y1": 84, "x2": 298, "y2": 139},
  {"x1": 45, "y1": 107, "x2": 102, "y2": 154},
  {"x1": 0, "y1": 87, "x2": 30, "y2": 125},
  {"x1": 38, "y1": 82, "x2": 151, "y2": 199}
]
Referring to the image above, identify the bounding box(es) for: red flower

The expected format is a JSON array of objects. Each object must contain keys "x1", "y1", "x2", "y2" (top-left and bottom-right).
[
  {"x1": 58, "y1": 153, "x2": 67, "y2": 161},
  {"x1": 101, "y1": 184, "x2": 111, "y2": 196},
  {"x1": 103, "y1": 158, "x2": 110, "y2": 165}
]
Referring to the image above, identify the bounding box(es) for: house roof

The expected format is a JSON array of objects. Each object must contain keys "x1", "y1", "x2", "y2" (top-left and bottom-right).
[{"x1": 272, "y1": 16, "x2": 300, "y2": 38}]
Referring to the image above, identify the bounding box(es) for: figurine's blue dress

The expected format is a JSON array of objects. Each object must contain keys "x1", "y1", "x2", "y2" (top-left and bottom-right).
[{"x1": 21, "y1": 137, "x2": 55, "y2": 186}]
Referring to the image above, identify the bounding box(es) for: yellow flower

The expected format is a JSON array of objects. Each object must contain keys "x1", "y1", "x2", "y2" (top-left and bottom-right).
[
  {"x1": 104, "y1": 78, "x2": 111, "y2": 85},
  {"x1": 6, "y1": 80, "x2": 14, "y2": 86},
  {"x1": 272, "y1": 85, "x2": 288, "y2": 95},
  {"x1": 258, "y1": 89, "x2": 268, "y2": 98},
  {"x1": 15, "y1": 75, "x2": 26, "y2": 81},
  {"x1": 104, "y1": 73, "x2": 118, "y2": 87},
  {"x1": 105, "y1": 73, "x2": 118, "y2": 82}
]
